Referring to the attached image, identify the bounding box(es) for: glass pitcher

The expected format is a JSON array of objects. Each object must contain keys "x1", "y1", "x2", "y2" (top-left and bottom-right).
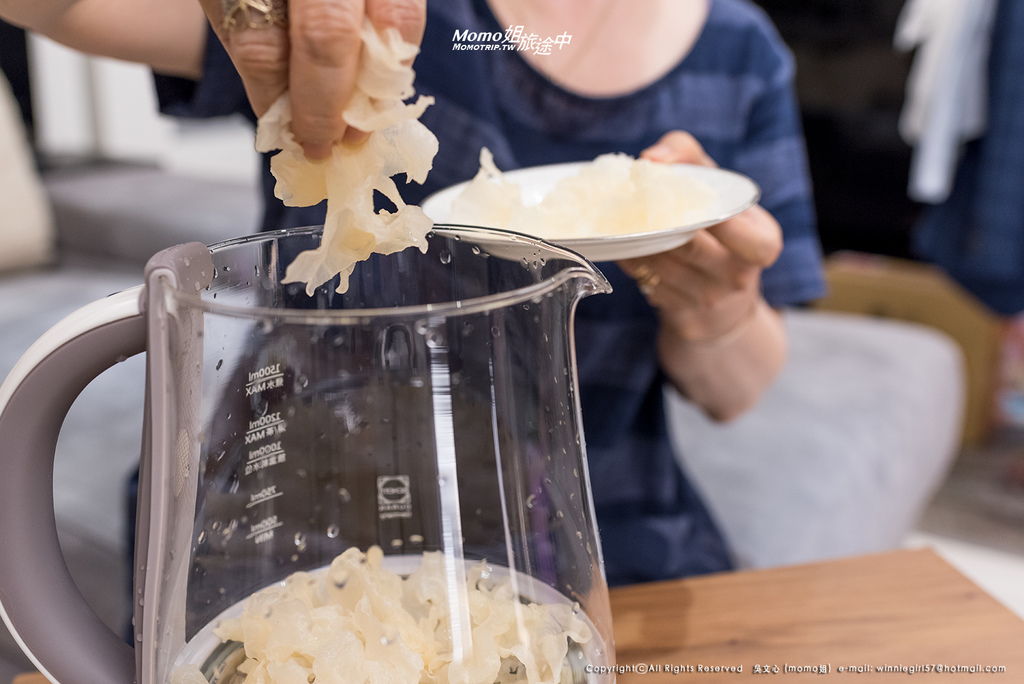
[{"x1": 0, "y1": 225, "x2": 615, "y2": 684}]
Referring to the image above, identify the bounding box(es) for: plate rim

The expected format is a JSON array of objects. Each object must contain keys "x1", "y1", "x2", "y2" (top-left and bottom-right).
[{"x1": 421, "y1": 161, "x2": 762, "y2": 259}]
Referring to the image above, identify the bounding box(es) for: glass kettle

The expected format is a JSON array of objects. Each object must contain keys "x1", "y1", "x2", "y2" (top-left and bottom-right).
[{"x1": 0, "y1": 225, "x2": 615, "y2": 684}]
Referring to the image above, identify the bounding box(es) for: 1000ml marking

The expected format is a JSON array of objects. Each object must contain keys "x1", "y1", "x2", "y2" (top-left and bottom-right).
[{"x1": 245, "y1": 441, "x2": 286, "y2": 475}]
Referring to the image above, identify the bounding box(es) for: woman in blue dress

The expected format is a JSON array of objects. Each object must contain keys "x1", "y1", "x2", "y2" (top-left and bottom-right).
[{"x1": 2, "y1": 0, "x2": 825, "y2": 584}]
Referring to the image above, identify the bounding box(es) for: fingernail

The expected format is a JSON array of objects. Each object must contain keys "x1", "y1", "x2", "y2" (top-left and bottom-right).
[
  {"x1": 301, "y1": 142, "x2": 333, "y2": 161},
  {"x1": 642, "y1": 144, "x2": 671, "y2": 162},
  {"x1": 342, "y1": 127, "x2": 370, "y2": 147}
]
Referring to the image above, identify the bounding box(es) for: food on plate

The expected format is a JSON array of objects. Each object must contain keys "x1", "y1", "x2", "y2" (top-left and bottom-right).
[
  {"x1": 178, "y1": 546, "x2": 592, "y2": 684},
  {"x1": 256, "y1": 21, "x2": 439, "y2": 295},
  {"x1": 448, "y1": 149, "x2": 716, "y2": 240}
]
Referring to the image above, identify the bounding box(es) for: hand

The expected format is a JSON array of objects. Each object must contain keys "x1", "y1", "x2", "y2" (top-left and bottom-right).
[
  {"x1": 620, "y1": 131, "x2": 782, "y2": 344},
  {"x1": 201, "y1": 0, "x2": 426, "y2": 159},
  {"x1": 621, "y1": 131, "x2": 787, "y2": 421}
]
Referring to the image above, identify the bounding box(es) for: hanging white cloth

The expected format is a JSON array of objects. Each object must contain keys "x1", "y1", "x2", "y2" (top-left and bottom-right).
[{"x1": 894, "y1": 0, "x2": 998, "y2": 203}]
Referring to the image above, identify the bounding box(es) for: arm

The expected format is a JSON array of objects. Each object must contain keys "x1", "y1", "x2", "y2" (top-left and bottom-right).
[
  {"x1": 196, "y1": 0, "x2": 425, "y2": 158},
  {"x1": 0, "y1": 0, "x2": 208, "y2": 78},
  {"x1": 621, "y1": 131, "x2": 787, "y2": 422},
  {"x1": 0, "y1": 0, "x2": 427, "y2": 158}
]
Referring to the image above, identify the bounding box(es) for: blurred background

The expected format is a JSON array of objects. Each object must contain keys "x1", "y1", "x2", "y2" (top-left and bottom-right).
[{"x1": 2, "y1": 0, "x2": 1024, "y2": 681}]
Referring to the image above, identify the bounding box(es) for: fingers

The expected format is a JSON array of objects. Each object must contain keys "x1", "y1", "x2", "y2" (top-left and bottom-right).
[
  {"x1": 209, "y1": 0, "x2": 425, "y2": 160},
  {"x1": 201, "y1": 0, "x2": 291, "y2": 117},
  {"x1": 640, "y1": 130, "x2": 716, "y2": 167},
  {"x1": 288, "y1": 0, "x2": 424, "y2": 159},
  {"x1": 705, "y1": 205, "x2": 783, "y2": 268},
  {"x1": 366, "y1": 0, "x2": 426, "y2": 46},
  {"x1": 287, "y1": 0, "x2": 364, "y2": 159}
]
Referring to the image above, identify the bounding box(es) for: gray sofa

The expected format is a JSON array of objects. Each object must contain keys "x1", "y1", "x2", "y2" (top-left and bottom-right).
[{"x1": 0, "y1": 163, "x2": 965, "y2": 682}]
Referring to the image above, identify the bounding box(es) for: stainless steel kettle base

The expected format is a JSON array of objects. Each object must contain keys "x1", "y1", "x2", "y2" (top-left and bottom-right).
[
  {"x1": 197, "y1": 638, "x2": 592, "y2": 684},
  {"x1": 200, "y1": 640, "x2": 247, "y2": 684}
]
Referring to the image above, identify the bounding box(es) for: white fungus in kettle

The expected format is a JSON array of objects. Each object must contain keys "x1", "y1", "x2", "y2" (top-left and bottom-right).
[{"x1": 208, "y1": 546, "x2": 591, "y2": 684}]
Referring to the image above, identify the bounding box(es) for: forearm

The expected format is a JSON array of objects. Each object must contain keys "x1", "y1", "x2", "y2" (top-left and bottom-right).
[
  {"x1": 0, "y1": 0, "x2": 206, "y2": 78},
  {"x1": 658, "y1": 298, "x2": 787, "y2": 422}
]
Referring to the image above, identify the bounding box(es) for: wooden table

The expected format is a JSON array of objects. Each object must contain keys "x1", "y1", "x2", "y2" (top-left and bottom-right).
[
  {"x1": 611, "y1": 548, "x2": 1024, "y2": 682},
  {"x1": 15, "y1": 549, "x2": 1024, "y2": 684}
]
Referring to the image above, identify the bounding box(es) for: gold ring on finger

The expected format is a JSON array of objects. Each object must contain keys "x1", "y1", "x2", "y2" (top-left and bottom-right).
[
  {"x1": 633, "y1": 264, "x2": 661, "y2": 297},
  {"x1": 222, "y1": 0, "x2": 288, "y2": 31}
]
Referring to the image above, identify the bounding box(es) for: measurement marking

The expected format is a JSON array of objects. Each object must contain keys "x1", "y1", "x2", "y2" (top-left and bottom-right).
[
  {"x1": 245, "y1": 517, "x2": 283, "y2": 540},
  {"x1": 246, "y1": 373, "x2": 283, "y2": 388},
  {"x1": 244, "y1": 491, "x2": 284, "y2": 507},
  {"x1": 248, "y1": 451, "x2": 284, "y2": 464},
  {"x1": 246, "y1": 418, "x2": 285, "y2": 438},
  {"x1": 247, "y1": 442, "x2": 285, "y2": 463}
]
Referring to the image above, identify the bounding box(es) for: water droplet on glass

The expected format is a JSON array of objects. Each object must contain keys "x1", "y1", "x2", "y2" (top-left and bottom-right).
[
  {"x1": 197, "y1": 530, "x2": 207, "y2": 544},
  {"x1": 525, "y1": 494, "x2": 536, "y2": 509},
  {"x1": 439, "y1": 250, "x2": 452, "y2": 265},
  {"x1": 327, "y1": 524, "x2": 340, "y2": 539},
  {"x1": 296, "y1": 374, "x2": 309, "y2": 391},
  {"x1": 136, "y1": 634, "x2": 143, "y2": 643},
  {"x1": 261, "y1": 319, "x2": 274, "y2": 333},
  {"x1": 296, "y1": 468, "x2": 308, "y2": 479},
  {"x1": 576, "y1": 531, "x2": 583, "y2": 539},
  {"x1": 491, "y1": 326, "x2": 501, "y2": 337},
  {"x1": 471, "y1": 245, "x2": 481, "y2": 255},
  {"x1": 294, "y1": 532, "x2": 307, "y2": 552},
  {"x1": 215, "y1": 359, "x2": 223, "y2": 371},
  {"x1": 338, "y1": 487, "x2": 352, "y2": 503},
  {"x1": 414, "y1": 319, "x2": 429, "y2": 335},
  {"x1": 438, "y1": 475, "x2": 448, "y2": 487},
  {"x1": 409, "y1": 534, "x2": 424, "y2": 543},
  {"x1": 556, "y1": 511, "x2": 565, "y2": 519},
  {"x1": 390, "y1": 538, "x2": 403, "y2": 548},
  {"x1": 425, "y1": 329, "x2": 445, "y2": 348},
  {"x1": 290, "y1": 554, "x2": 299, "y2": 562}
]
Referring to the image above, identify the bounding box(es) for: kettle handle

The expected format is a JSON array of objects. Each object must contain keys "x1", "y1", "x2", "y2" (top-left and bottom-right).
[{"x1": 0, "y1": 286, "x2": 146, "y2": 684}]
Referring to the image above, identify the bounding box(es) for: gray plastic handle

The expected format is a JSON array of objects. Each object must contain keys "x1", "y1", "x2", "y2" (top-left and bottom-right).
[
  {"x1": 0, "y1": 287, "x2": 145, "y2": 684},
  {"x1": 0, "y1": 240, "x2": 214, "y2": 684}
]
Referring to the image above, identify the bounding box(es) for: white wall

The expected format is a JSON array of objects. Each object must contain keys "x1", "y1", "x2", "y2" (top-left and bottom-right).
[{"x1": 27, "y1": 35, "x2": 259, "y2": 183}]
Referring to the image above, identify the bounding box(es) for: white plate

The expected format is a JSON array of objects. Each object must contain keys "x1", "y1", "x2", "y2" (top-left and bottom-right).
[{"x1": 421, "y1": 161, "x2": 761, "y2": 261}]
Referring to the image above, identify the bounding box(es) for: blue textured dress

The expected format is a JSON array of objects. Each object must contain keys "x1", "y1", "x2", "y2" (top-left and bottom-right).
[{"x1": 156, "y1": 0, "x2": 825, "y2": 585}]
